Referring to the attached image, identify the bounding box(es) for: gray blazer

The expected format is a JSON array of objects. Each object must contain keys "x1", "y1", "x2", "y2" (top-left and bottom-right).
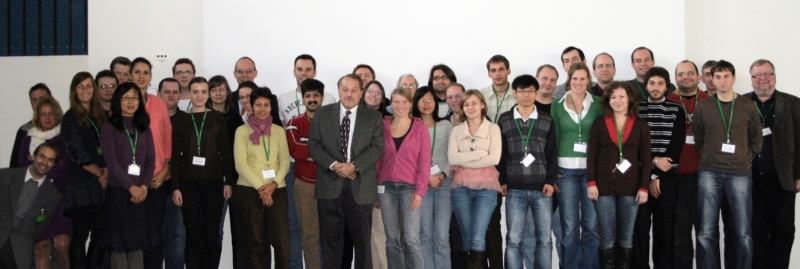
[
  {"x1": 0, "y1": 166, "x2": 61, "y2": 269},
  {"x1": 308, "y1": 103, "x2": 385, "y2": 205},
  {"x1": 744, "y1": 90, "x2": 800, "y2": 191}
]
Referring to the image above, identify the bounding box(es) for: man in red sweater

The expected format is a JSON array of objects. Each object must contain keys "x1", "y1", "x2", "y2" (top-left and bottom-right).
[{"x1": 285, "y1": 78, "x2": 325, "y2": 269}]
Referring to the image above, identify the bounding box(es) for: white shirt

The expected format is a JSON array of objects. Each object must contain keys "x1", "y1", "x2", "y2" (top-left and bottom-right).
[
  {"x1": 557, "y1": 90, "x2": 595, "y2": 169},
  {"x1": 328, "y1": 104, "x2": 359, "y2": 169},
  {"x1": 278, "y1": 89, "x2": 337, "y2": 124},
  {"x1": 513, "y1": 106, "x2": 538, "y2": 122},
  {"x1": 25, "y1": 167, "x2": 45, "y2": 187}
]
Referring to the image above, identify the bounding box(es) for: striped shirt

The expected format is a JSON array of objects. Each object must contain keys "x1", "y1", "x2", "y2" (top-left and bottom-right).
[{"x1": 638, "y1": 99, "x2": 686, "y2": 176}]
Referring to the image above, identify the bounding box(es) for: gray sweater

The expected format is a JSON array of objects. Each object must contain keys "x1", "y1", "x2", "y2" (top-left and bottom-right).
[
  {"x1": 693, "y1": 94, "x2": 762, "y2": 176},
  {"x1": 430, "y1": 120, "x2": 453, "y2": 177}
]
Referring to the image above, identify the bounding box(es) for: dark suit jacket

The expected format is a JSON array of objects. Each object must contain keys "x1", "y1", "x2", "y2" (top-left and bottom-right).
[
  {"x1": 230, "y1": 90, "x2": 283, "y2": 127},
  {"x1": 0, "y1": 166, "x2": 61, "y2": 269},
  {"x1": 308, "y1": 103, "x2": 384, "y2": 205},
  {"x1": 744, "y1": 90, "x2": 800, "y2": 191}
]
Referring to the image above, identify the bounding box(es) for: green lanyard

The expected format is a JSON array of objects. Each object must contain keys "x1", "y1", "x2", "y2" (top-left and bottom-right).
[
  {"x1": 514, "y1": 115, "x2": 536, "y2": 155},
  {"x1": 190, "y1": 108, "x2": 208, "y2": 155},
  {"x1": 678, "y1": 93, "x2": 698, "y2": 125},
  {"x1": 430, "y1": 123, "x2": 437, "y2": 156},
  {"x1": 123, "y1": 124, "x2": 139, "y2": 164},
  {"x1": 634, "y1": 80, "x2": 646, "y2": 100},
  {"x1": 261, "y1": 135, "x2": 272, "y2": 166},
  {"x1": 568, "y1": 93, "x2": 585, "y2": 141},
  {"x1": 493, "y1": 86, "x2": 509, "y2": 122},
  {"x1": 295, "y1": 91, "x2": 302, "y2": 116},
  {"x1": 715, "y1": 95, "x2": 736, "y2": 143},
  {"x1": 753, "y1": 100, "x2": 774, "y2": 126},
  {"x1": 614, "y1": 116, "x2": 628, "y2": 160},
  {"x1": 85, "y1": 115, "x2": 100, "y2": 137}
]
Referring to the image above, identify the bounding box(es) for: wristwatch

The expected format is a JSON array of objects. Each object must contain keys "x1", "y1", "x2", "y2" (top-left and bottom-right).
[{"x1": 651, "y1": 174, "x2": 659, "y2": 180}]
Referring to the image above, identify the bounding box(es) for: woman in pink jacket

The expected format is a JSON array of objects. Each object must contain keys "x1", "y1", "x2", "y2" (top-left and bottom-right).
[{"x1": 375, "y1": 87, "x2": 431, "y2": 269}]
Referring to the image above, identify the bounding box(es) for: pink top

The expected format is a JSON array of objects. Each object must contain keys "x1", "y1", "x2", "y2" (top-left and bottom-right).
[
  {"x1": 447, "y1": 119, "x2": 502, "y2": 192},
  {"x1": 145, "y1": 94, "x2": 173, "y2": 177},
  {"x1": 375, "y1": 117, "x2": 431, "y2": 197}
]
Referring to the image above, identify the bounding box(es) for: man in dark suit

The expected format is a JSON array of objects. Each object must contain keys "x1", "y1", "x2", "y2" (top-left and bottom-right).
[
  {"x1": 0, "y1": 143, "x2": 62, "y2": 269},
  {"x1": 308, "y1": 74, "x2": 384, "y2": 269}
]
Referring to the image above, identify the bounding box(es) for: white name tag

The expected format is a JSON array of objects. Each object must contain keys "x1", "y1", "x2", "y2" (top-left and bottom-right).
[
  {"x1": 378, "y1": 185, "x2": 385, "y2": 194},
  {"x1": 686, "y1": 135, "x2": 695, "y2": 145},
  {"x1": 762, "y1": 127, "x2": 772, "y2": 136},
  {"x1": 262, "y1": 169, "x2": 276, "y2": 179},
  {"x1": 721, "y1": 143, "x2": 736, "y2": 154},
  {"x1": 615, "y1": 159, "x2": 632, "y2": 174},
  {"x1": 573, "y1": 142, "x2": 587, "y2": 153},
  {"x1": 430, "y1": 165, "x2": 441, "y2": 175},
  {"x1": 128, "y1": 164, "x2": 141, "y2": 176},
  {"x1": 521, "y1": 154, "x2": 535, "y2": 167},
  {"x1": 192, "y1": 156, "x2": 206, "y2": 166}
]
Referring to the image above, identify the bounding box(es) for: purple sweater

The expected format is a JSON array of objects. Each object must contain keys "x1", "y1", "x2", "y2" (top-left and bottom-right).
[
  {"x1": 100, "y1": 117, "x2": 155, "y2": 189},
  {"x1": 375, "y1": 117, "x2": 431, "y2": 197}
]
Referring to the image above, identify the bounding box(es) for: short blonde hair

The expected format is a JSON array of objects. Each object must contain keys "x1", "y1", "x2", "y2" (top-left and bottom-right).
[{"x1": 390, "y1": 87, "x2": 413, "y2": 118}]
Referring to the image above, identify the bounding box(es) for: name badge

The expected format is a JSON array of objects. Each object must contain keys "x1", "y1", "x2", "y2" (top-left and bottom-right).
[
  {"x1": 686, "y1": 135, "x2": 695, "y2": 145},
  {"x1": 573, "y1": 142, "x2": 587, "y2": 153},
  {"x1": 430, "y1": 165, "x2": 441, "y2": 175},
  {"x1": 128, "y1": 164, "x2": 141, "y2": 176},
  {"x1": 96, "y1": 147, "x2": 103, "y2": 156},
  {"x1": 378, "y1": 185, "x2": 385, "y2": 194},
  {"x1": 762, "y1": 127, "x2": 772, "y2": 136},
  {"x1": 36, "y1": 213, "x2": 46, "y2": 223},
  {"x1": 262, "y1": 169, "x2": 276, "y2": 179},
  {"x1": 521, "y1": 154, "x2": 535, "y2": 167},
  {"x1": 721, "y1": 143, "x2": 736, "y2": 154},
  {"x1": 192, "y1": 156, "x2": 206, "y2": 166},
  {"x1": 615, "y1": 159, "x2": 632, "y2": 174}
]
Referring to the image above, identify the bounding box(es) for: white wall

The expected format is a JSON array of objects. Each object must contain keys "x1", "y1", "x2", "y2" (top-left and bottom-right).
[
  {"x1": 203, "y1": 0, "x2": 685, "y2": 98},
  {"x1": 685, "y1": 1, "x2": 800, "y2": 268},
  {"x1": 87, "y1": 0, "x2": 204, "y2": 94},
  {"x1": 0, "y1": 56, "x2": 88, "y2": 166}
]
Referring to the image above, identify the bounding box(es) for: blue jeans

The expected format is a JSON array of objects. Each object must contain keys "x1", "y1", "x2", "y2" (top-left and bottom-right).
[
  {"x1": 163, "y1": 194, "x2": 185, "y2": 269},
  {"x1": 696, "y1": 170, "x2": 752, "y2": 269},
  {"x1": 505, "y1": 189, "x2": 552, "y2": 269},
  {"x1": 378, "y1": 182, "x2": 423, "y2": 269},
  {"x1": 556, "y1": 167, "x2": 600, "y2": 269},
  {"x1": 450, "y1": 186, "x2": 498, "y2": 252},
  {"x1": 550, "y1": 196, "x2": 564, "y2": 267},
  {"x1": 594, "y1": 195, "x2": 638, "y2": 249},
  {"x1": 286, "y1": 163, "x2": 303, "y2": 269},
  {"x1": 420, "y1": 177, "x2": 452, "y2": 269}
]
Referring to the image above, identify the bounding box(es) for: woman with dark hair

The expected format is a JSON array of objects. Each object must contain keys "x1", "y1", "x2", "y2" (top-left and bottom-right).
[
  {"x1": 447, "y1": 90, "x2": 502, "y2": 268},
  {"x1": 171, "y1": 77, "x2": 234, "y2": 269},
  {"x1": 587, "y1": 81, "x2": 651, "y2": 268},
  {"x1": 412, "y1": 86, "x2": 454, "y2": 269},
  {"x1": 62, "y1": 71, "x2": 109, "y2": 269},
  {"x1": 100, "y1": 82, "x2": 156, "y2": 269},
  {"x1": 130, "y1": 57, "x2": 173, "y2": 269},
  {"x1": 233, "y1": 87, "x2": 291, "y2": 269},
  {"x1": 19, "y1": 97, "x2": 71, "y2": 269},
  {"x1": 550, "y1": 62, "x2": 603, "y2": 269},
  {"x1": 361, "y1": 80, "x2": 391, "y2": 116}
]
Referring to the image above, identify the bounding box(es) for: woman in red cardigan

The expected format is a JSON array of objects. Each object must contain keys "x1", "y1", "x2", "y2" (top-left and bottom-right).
[{"x1": 586, "y1": 81, "x2": 651, "y2": 269}]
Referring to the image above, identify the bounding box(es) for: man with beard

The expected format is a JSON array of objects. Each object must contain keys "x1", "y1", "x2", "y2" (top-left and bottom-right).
[
  {"x1": 427, "y1": 64, "x2": 458, "y2": 118},
  {"x1": 0, "y1": 143, "x2": 62, "y2": 269},
  {"x1": 632, "y1": 67, "x2": 685, "y2": 269}
]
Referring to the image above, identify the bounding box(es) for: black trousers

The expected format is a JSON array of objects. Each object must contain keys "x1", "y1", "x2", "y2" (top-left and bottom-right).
[
  {"x1": 67, "y1": 205, "x2": 105, "y2": 269},
  {"x1": 181, "y1": 180, "x2": 225, "y2": 269},
  {"x1": 631, "y1": 185, "x2": 652, "y2": 269},
  {"x1": 228, "y1": 187, "x2": 253, "y2": 269},
  {"x1": 752, "y1": 173, "x2": 796, "y2": 269},
  {"x1": 144, "y1": 185, "x2": 169, "y2": 269},
  {"x1": 450, "y1": 211, "x2": 466, "y2": 269},
  {"x1": 236, "y1": 186, "x2": 290, "y2": 269},
  {"x1": 482, "y1": 193, "x2": 503, "y2": 269},
  {"x1": 0, "y1": 241, "x2": 16, "y2": 269},
  {"x1": 651, "y1": 171, "x2": 679, "y2": 268},
  {"x1": 674, "y1": 173, "x2": 699, "y2": 268},
  {"x1": 318, "y1": 180, "x2": 372, "y2": 269}
]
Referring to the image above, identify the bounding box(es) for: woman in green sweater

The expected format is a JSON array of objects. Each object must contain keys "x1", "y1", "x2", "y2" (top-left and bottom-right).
[{"x1": 550, "y1": 62, "x2": 603, "y2": 269}]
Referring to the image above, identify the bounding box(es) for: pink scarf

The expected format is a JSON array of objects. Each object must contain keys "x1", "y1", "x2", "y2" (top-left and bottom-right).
[{"x1": 248, "y1": 115, "x2": 273, "y2": 145}]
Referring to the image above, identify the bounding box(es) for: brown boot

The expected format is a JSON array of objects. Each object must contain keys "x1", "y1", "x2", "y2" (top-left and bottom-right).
[{"x1": 467, "y1": 251, "x2": 485, "y2": 269}]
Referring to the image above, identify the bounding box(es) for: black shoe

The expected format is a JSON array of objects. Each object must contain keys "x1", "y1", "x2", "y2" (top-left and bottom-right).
[
  {"x1": 468, "y1": 251, "x2": 485, "y2": 269},
  {"x1": 616, "y1": 247, "x2": 633, "y2": 269},
  {"x1": 600, "y1": 248, "x2": 615, "y2": 269}
]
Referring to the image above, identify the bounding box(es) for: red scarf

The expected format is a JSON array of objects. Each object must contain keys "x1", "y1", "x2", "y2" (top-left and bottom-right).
[
  {"x1": 605, "y1": 115, "x2": 635, "y2": 146},
  {"x1": 247, "y1": 115, "x2": 273, "y2": 145}
]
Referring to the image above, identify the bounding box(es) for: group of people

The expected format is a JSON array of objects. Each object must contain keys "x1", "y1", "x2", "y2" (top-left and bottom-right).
[{"x1": 0, "y1": 45, "x2": 797, "y2": 269}]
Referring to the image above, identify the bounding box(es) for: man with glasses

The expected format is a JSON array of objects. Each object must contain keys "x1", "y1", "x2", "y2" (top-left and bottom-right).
[
  {"x1": 553, "y1": 46, "x2": 597, "y2": 100},
  {"x1": 591, "y1": 53, "x2": 616, "y2": 97},
  {"x1": 626, "y1": 47, "x2": 676, "y2": 101},
  {"x1": 744, "y1": 59, "x2": 800, "y2": 269},
  {"x1": 172, "y1": 58, "x2": 196, "y2": 110},
  {"x1": 353, "y1": 64, "x2": 375, "y2": 86},
  {"x1": 278, "y1": 54, "x2": 337, "y2": 269},
  {"x1": 397, "y1": 74, "x2": 418, "y2": 94},
  {"x1": 95, "y1": 70, "x2": 118, "y2": 112},
  {"x1": 428, "y1": 64, "x2": 458, "y2": 118}
]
